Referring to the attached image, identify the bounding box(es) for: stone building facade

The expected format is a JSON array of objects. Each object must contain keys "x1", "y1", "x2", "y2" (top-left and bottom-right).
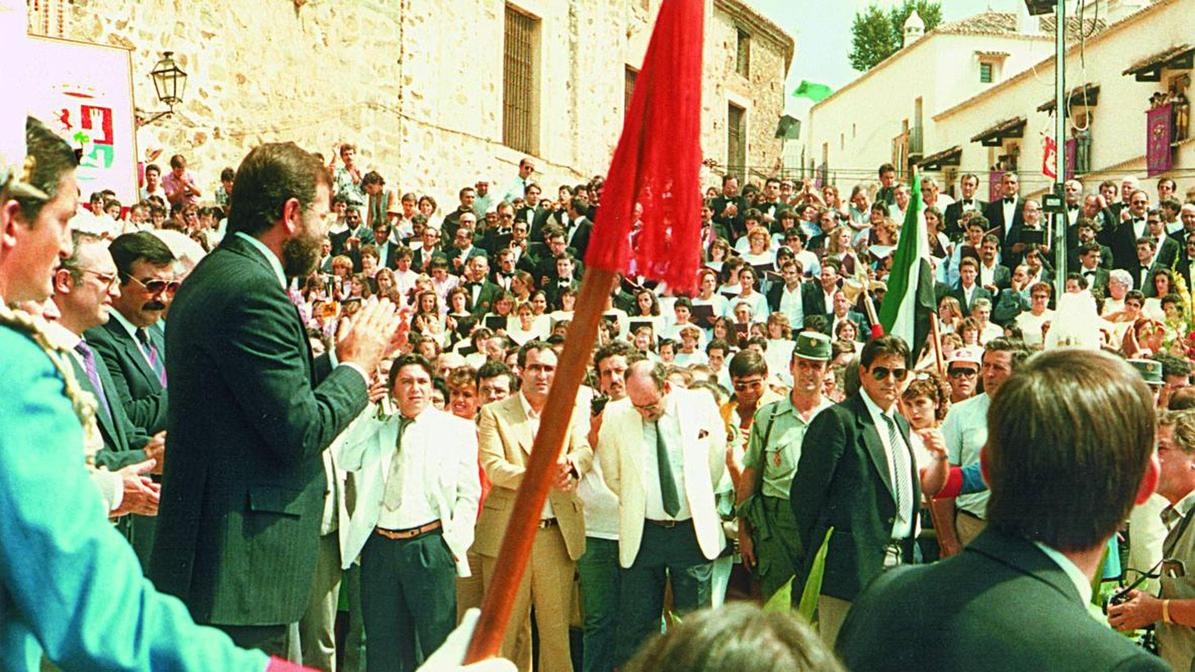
[{"x1": 27, "y1": 0, "x2": 792, "y2": 205}]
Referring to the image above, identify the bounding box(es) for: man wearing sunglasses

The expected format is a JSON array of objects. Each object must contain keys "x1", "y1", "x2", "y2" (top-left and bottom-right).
[
  {"x1": 938, "y1": 338, "x2": 1029, "y2": 557},
  {"x1": 787, "y1": 335, "x2": 921, "y2": 646},
  {"x1": 87, "y1": 231, "x2": 177, "y2": 438}
]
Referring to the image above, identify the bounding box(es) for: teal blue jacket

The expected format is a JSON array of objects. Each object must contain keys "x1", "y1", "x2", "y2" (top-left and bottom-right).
[{"x1": 0, "y1": 324, "x2": 267, "y2": 671}]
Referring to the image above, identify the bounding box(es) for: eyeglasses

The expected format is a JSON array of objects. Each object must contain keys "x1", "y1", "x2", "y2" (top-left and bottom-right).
[
  {"x1": 947, "y1": 368, "x2": 978, "y2": 378},
  {"x1": 870, "y1": 366, "x2": 908, "y2": 381},
  {"x1": 72, "y1": 268, "x2": 120, "y2": 290},
  {"x1": 126, "y1": 274, "x2": 180, "y2": 296}
]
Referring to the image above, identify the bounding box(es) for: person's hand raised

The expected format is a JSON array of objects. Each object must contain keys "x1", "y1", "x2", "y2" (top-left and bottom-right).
[{"x1": 336, "y1": 297, "x2": 402, "y2": 374}]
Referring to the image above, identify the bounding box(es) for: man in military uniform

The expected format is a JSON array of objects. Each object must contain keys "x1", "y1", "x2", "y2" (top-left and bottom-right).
[{"x1": 736, "y1": 332, "x2": 834, "y2": 599}]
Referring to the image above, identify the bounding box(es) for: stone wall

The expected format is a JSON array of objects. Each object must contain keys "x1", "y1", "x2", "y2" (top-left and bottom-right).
[{"x1": 32, "y1": 0, "x2": 792, "y2": 205}]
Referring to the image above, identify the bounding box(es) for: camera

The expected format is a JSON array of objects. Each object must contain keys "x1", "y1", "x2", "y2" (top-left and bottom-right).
[{"x1": 590, "y1": 394, "x2": 610, "y2": 417}]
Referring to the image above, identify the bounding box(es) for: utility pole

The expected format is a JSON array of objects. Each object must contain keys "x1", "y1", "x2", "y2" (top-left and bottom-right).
[{"x1": 1052, "y1": 0, "x2": 1067, "y2": 299}]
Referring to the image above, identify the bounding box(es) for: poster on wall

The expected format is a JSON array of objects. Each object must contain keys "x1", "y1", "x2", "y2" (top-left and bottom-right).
[{"x1": 25, "y1": 35, "x2": 138, "y2": 205}]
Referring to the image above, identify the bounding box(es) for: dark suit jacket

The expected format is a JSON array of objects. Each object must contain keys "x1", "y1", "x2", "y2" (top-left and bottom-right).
[
  {"x1": 766, "y1": 282, "x2": 804, "y2": 314},
  {"x1": 148, "y1": 234, "x2": 368, "y2": 626},
  {"x1": 800, "y1": 282, "x2": 837, "y2": 320},
  {"x1": 564, "y1": 217, "x2": 594, "y2": 261},
  {"x1": 464, "y1": 280, "x2": 504, "y2": 316},
  {"x1": 983, "y1": 197, "x2": 1026, "y2": 266},
  {"x1": 943, "y1": 198, "x2": 987, "y2": 241},
  {"x1": 71, "y1": 342, "x2": 148, "y2": 469},
  {"x1": 977, "y1": 262, "x2": 1011, "y2": 292},
  {"x1": 1107, "y1": 216, "x2": 1150, "y2": 271},
  {"x1": 711, "y1": 195, "x2": 747, "y2": 241},
  {"x1": 1156, "y1": 236, "x2": 1181, "y2": 270},
  {"x1": 86, "y1": 318, "x2": 168, "y2": 435},
  {"x1": 950, "y1": 283, "x2": 994, "y2": 315},
  {"x1": 1129, "y1": 262, "x2": 1166, "y2": 298},
  {"x1": 837, "y1": 528, "x2": 1168, "y2": 672},
  {"x1": 411, "y1": 245, "x2": 445, "y2": 273},
  {"x1": 1078, "y1": 266, "x2": 1111, "y2": 294},
  {"x1": 788, "y1": 392, "x2": 920, "y2": 602}
]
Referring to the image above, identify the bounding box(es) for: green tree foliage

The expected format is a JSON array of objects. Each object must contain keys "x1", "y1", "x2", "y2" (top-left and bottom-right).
[{"x1": 849, "y1": 0, "x2": 943, "y2": 71}]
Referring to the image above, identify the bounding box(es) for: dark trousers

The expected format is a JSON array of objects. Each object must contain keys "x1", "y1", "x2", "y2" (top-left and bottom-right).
[
  {"x1": 577, "y1": 537, "x2": 620, "y2": 672},
  {"x1": 218, "y1": 623, "x2": 293, "y2": 658},
  {"x1": 616, "y1": 520, "x2": 713, "y2": 665},
  {"x1": 361, "y1": 530, "x2": 456, "y2": 672}
]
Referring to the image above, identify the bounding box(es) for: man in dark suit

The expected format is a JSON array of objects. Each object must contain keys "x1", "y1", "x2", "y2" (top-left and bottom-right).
[
  {"x1": 711, "y1": 174, "x2": 747, "y2": 242},
  {"x1": 545, "y1": 255, "x2": 581, "y2": 310},
  {"x1": 950, "y1": 257, "x2": 993, "y2": 315},
  {"x1": 1128, "y1": 237, "x2": 1167, "y2": 297},
  {"x1": 1148, "y1": 209, "x2": 1181, "y2": 270},
  {"x1": 975, "y1": 234, "x2": 1011, "y2": 294},
  {"x1": 1107, "y1": 189, "x2": 1151, "y2": 270},
  {"x1": 87, "y1": 232, "x2": 175, "y2": 437},
  {"x1": 801, "y1": 261, "x2": 841, "y2": 323},
  {"x1": 982, "y1": 172, "x2": 1025, "y2": 265},
  {"x1": 148, "y1": 142, "x2": 400, "y2": 656},
  {"x1": 788, "y1": 335, "x2": 922, "y2": 646},
  {"x1": 461, "y1": 255, "x2": 503, "y2": 316},
  {"x1": 943, "y1": 173, "x2": 986, "y2": 242},
  {"x1": 1074, "y1": 243, "x2": 1111, "y2": 295},
  {"x1": 50, "y1": 233, "x2": 161, "y2": 530},
  {"x1": 410, "y1": 224, "x2": 445, "y2": 273},
  {"x1": 561, "y1": 197, "x2": 594, "y2": 261},
  {"x1": 1067, "y1": 218, "x2": 1114, "y2": 271},
  {"x1": 837, "y1": 349, "x2": 1166, "y2": 672}
]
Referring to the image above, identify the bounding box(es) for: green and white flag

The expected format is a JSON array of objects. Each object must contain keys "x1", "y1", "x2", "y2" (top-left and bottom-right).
[{"x1": 878, "y1": 175, "x2": 935, "y2": 357}]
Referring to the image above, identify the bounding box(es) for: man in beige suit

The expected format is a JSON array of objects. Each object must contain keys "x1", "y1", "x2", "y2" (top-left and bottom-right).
[
  {"x1": 477, "y1": 340, "x2": 593, "y2": 672},
  {"x1": 596, "y1": 360, "x2": 728, "y2": 666}
]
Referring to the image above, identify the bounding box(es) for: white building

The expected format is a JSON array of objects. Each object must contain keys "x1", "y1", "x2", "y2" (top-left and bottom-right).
[
  {"x1": 804, "y1": 6, "x2": 1097, "y2": 189},
  {"x1": 930, "y1": 0, "x2": 1193, "y2": 200}
]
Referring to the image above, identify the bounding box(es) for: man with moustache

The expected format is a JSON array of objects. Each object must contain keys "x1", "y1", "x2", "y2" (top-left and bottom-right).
[
  {"x1": 86, "y1": 231, "x2": 175, "y2": 437},
  {"x1": 45, "y1": 231, "x2": 162, "y2": 548},
  {"x1": 578, "y1": 341, "x2": 637, "y2": 672},
  {"x1": 149, "y1": 142, "x2": 402, "y2": 656}
]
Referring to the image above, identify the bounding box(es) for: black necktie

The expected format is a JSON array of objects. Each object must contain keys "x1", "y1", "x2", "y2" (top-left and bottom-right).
[
  {"x1": 1004, "y1": 197, "x2": 1015, "y2": 204},
  {"x1": 655, "y1": 422, "x2": 680, "y2": 517}
]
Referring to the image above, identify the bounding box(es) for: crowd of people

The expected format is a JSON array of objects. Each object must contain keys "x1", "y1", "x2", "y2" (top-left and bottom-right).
[{"x1": 8, "y1": 115, "x2": 1195, "y2": 672}]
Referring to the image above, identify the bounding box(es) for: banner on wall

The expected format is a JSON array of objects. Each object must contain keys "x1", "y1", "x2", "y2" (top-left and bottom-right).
[
  {"x1": 26, "y1": 35, "x2": 138, "y2": 204},
  {"x1": 1147, "y1": 104, "x2": 1174, "y2": 178}
]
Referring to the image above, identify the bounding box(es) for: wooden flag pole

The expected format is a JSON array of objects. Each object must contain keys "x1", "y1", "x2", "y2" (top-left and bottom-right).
[{"x1": 463, "y1": 267, "x2": 616, "y2": 664}]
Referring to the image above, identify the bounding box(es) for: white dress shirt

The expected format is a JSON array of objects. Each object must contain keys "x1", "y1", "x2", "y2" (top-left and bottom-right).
[
  {"x1": 519, "y1": 392, "x2": 554, "y2": 520},
  {"x1": 859, "y1": 390, "x2": 915, "y2": 539},
  {"x1": 642, "y1": 396, "x2": 692, "y2": 522},
  {"x1": 376, "y1": 411, "x2": 441, "y2": 530}
]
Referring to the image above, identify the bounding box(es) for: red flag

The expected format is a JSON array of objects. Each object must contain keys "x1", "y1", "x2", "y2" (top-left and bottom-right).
[
  {"x1": 583, "y1": 0, "x2": 705, "y2": 294},
  {"x1": 1042, "y1": 135, "x2": 1057, "y2": 180}
]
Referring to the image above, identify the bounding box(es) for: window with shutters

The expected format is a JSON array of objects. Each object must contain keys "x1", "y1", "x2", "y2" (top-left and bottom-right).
[
  {"x1": 735, "y1": 27, "x2": 751, "y2": 78},
  {"x1": 979, "y1": 62, "x2": 994, "y2": 84},
  {"x1": 727, "y1": 103, "x2": 746, "y2": 182},
  {"x1": 503, "y1": 6, "x2": 539, "y2": 154},
  {"x1": 625, "y1": 66, "x2": 638, "y2": 118}
]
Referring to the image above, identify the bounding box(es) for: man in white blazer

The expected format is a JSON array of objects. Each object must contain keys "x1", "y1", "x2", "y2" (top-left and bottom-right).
[
  {"x1": 331, "y1": 353, "x2": 481, "y2": 672},
  {"x1": 597, "y1": 359, "x2": 728, "y2": 665}
]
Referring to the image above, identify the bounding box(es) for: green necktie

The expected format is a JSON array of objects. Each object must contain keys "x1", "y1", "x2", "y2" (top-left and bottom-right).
[
  {"x1": 382, "y1": 416, "x2": 414, "y2": 511},
  {"x1": 655, "y1": 421, "x2": 681, "y2": 517}
]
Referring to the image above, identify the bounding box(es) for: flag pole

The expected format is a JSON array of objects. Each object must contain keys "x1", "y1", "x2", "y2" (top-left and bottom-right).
[{"x1": 464, "y1": 267, "x2": 616, "y2": 663}]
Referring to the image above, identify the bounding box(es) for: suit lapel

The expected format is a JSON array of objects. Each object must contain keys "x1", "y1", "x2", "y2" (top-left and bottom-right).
[
  {"x1": 853, "y1": 394, "x2": 895, "y2": 501},
  {"x1": 71, "y1": 355, "x2": 120, "y2": 448},
  {"x1": 104, "y1": 320, "x2": 160, "y2": 388}
]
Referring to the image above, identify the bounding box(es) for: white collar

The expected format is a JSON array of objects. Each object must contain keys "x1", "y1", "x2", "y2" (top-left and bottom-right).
[
  {"x1": 519, "y1": 391, "x2": 540, "y2": 420},
  {"x1": 859, "y1": 387, "x2": 898, "y2": 426},
  {"x1": 1033, "y1": 542, "x2": 1094, "y2": 606},
  {"x1": 109, "y1": 307, "x2": 144, "y2": 341},
  {"x1": 235, "y1": 232, "x2": 287, "y2": 289},
  {"x1": 43, "y1": 320, "x2": 83, "y2": 352}
]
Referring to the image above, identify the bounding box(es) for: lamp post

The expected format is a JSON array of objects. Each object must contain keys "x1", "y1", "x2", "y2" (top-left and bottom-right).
[
  {"x1": 1025, "y1": 0, "x2": 1068, "y2": 298},
  {"x1": 139, "y1": 51, "x2": 187, "y2": 126}
]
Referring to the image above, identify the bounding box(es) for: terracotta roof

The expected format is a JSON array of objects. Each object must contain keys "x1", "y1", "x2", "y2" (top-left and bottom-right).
[
  {"x1": 935, "y1": 11, "x2": 1105, "y2": 40},
  {"x1": 971, "y1": 116, "x2": 1027, "y2": 144},
  {"x1": 1037, "y1": 84, "x2": 1100, "y2": 112},
  {"x1": 918, "y1": 145, "x2": 962, "y2": 169},
  {"x1": 1122, "y1": 43, "x2": 1194, "y2": 76}
]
